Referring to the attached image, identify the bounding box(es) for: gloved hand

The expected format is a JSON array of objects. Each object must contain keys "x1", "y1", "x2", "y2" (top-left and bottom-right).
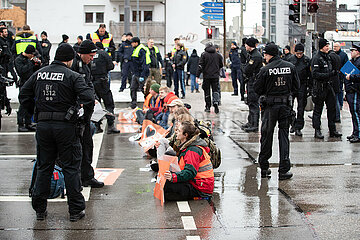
[{"x1": 139, "y1": 77, "x2": 145, "y2": 82}]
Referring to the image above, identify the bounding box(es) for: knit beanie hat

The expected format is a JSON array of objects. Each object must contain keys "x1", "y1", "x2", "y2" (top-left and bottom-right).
[
  {"x1": 263, "y1": 44, "x2": 278, "y2": 56},
  {"x1": 41, "y1": 31, "x2": 47, "y2": 37},
  {"x1": 245, "y1": 37, "x2": 258, "y2": 48},
  {"x1": 78, "y1": 40, "x2": 97, "y2": 54},
  {"x1": 62, "y1": 34, "x2": 69, "y2": 41},
  {"x1": 319, "y1": 38, "x2": 329, "y2": 50},
  {"x1": 150, "y1": 83, "x2": 161, "y2": 93},
  {"x1": 24, "y1": 45, "x2": 36, "y2": 54},
  {"x1": 54, "y1": 43, "x2": 75, "y2": 61},
  {"x1": 294, "y1": 43, "x2": 304, "y2": 53}
]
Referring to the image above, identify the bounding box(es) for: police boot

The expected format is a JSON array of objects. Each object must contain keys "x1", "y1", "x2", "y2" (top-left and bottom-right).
[
  {"x1": 26, "y1": 124, "x2": 36, "y2": 132},
  {"x1": 82, "y1": 178, "x2": 104, "y2": 188},
  {"x1": 314, "y1": 129, "x2": 324, "y2": 139},
  {"x1": 70, "y1": 210, "x2": 85, "y2": 222},
  {"x1": 214, "y1": 104, "x2": 219, "y2": 114},
  {"x1": 261, "y1": 169, "x2": 271, "y2": 178},
  {"x1": 330, "y1": 131, "x2": 342, "y2": 138},
  {"x1": 244, "y1": 126, "x2": 258, "y2": 133},
  {"x1": 295, "y1": 129, "x2": 303, "y2": 137},
  {"x1": 107, "y1": 124, "x2": 120, "y2": 134},
  {"x1": 279, "y1": 171, "x2": 293, "y2": 180},
  {"x1": 349, "y1": 137, "x2": 360, "y2": 143},
  {"x1": 241, "y1": 123, "x2": 250, "y2": 130},
  {"x1": 18, "y1": 125, "x2": 29, "y2": 132}
]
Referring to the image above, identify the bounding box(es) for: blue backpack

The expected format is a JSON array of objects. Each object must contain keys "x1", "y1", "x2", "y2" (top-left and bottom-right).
[{"x1": 29, "y1": 159, "x2": 65, "y2": 199}]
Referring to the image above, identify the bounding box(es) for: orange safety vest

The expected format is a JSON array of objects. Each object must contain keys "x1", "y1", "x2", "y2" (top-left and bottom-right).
[
  {"x1": 143, "y1": 94, "x2": 152, "y2": 110},
  {"x1": 92, "y1": 32, "x2": 113, "y2": 56},
  {"x1": 179, "y1": 146, "x2": 214, "y2": 180}
]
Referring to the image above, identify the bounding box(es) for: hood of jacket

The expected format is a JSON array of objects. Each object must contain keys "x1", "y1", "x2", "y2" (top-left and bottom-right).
[
  {"x1": 179, "y1": 134, "x2": 207, "y2": 152},
  {"x1": 190, "y1": 52, "x2": 198, "y2": 57},
  {"x1": 205, "y1": 45, "x2": 216, "y2": 53},
  {"x1": 16, "y1": 30, "x2": 34, "y2": 38}
]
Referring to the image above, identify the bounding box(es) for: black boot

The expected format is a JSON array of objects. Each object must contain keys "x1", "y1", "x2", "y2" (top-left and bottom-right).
[
  {"x1": 279, "y1": 171, "x2": 293, "y2": 180},
  {"x1": 214, "y1": 104, "x2": 219, "y2": 114},
  {"x1": 295, "y1": 129, "x2": 303, "y2": 136},
  {"x1": 329, "y1": 131, "x2": 342, "y2": 138},
  {"x1": 261, "y1": 169, "x2": 271, "y2": 178},
  {"x1": 107, "y1": 124, "x2": 120, "y2": 134},
  {"x1": 70, "y1": 210, "x2": 85, "y2": 222},
  {"x1": 82, "y1": 178, "x2": 104, "y2": 188},
  {"x1": 314, "y1": 129, "x2": 324, "y2": 139}
]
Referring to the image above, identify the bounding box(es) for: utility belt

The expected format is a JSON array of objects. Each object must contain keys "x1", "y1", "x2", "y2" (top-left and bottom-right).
[
  {"x1": 260, "y1": 95, "x2": 292, "y2": 108},
  {"x1": 37, "y1": 106, "x2": 77, "y2": 122}
]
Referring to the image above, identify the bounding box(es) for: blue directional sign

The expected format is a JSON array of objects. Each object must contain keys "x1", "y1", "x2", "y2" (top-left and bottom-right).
[
  {"x1": 201, "y1": 2, "x2": 223, "y2": 8},
  {"x1": 201, "y1": 14, "x2": 224, "y2": 21},
  {"x1": 201, "y1": 8, "x2": 224, "y2": 14}
]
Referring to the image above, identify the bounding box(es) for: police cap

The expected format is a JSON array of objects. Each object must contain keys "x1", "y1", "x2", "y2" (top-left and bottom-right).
[
  {"x1": 263, "y1": 44, "x2": 278, "y2": 57},
  {"x1": 350, "y1": 43, "x2": 360, "y2": 52},
  {"x1": 130, "y1": 37, "x2": 140, "y2": 44}
]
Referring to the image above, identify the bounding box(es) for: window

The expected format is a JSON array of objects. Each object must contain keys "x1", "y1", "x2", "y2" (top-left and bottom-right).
[
  {"x1": 271, "y1": 6, "x2": 276, "y2": 15},
  {"x1": 119, "y1": 14, "x2": 124, "y2": 22},
  {"x1": 271, "y1": 25, "x2": 276, "y2": 34},
  {"x1": 84, "y1": 5, "x2": 105, "y2": 24},
  {"x1": 1, "y1": 0, "x2": 12, "y2": 9},
  {"x1": 85, "y1": 13, "x2": 93, "y2": 23},
  {"x1": 132, "y1": 11, "x2": 141, "y2": 22},
  {"x1": 262, "y1": 12, "x2": 266, "y2": 20},
  {"x1": 270, "y1": 35, "x2": 276, "y2": 42},
  {"x1": 271, "y1": 16, "x2": 276, "y2": 24},
  {"x1": 96, "y1": 12, "x2": 104, "y2": 23},
  {"x1": 262, "y1": 3, "x2": 266, "y2": 11},
  {"x1": 262, "y1": 20, "x2": 266, "y2": 28},
  {"x1": 144, "y1": 11, "x2": 152, "y2": 21}
]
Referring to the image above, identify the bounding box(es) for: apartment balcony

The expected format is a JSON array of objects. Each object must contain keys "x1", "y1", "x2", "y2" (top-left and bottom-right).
[{"x1": 109, "y1": 21, "x2": 165, "y2": 44}]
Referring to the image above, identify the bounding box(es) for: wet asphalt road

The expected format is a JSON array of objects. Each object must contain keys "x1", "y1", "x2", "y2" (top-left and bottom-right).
[{"x1": 0, "y1": 83, "x2": 359, "y2": 240}]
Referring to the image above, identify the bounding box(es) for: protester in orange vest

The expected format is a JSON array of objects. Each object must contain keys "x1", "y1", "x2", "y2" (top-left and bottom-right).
[
  {"x1": 136, "y1": 83, "x2": 162, "y2": 124},
  {"x1": 164, "y1": 121, "x2": 214, "y2": 201},
  {"x1": 90, "y1": 24, "x2": 116, "y2": 60},
  {"x1": 156, "y1": 87, "x2": 177, "y2": 129}
]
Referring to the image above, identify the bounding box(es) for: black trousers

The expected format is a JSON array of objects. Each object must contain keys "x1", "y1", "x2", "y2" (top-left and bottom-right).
[
  {"x1": 312, "y1": 86, "x2": 337, "y2": 132},
  {"x1": 130, "y1": 75, "x2": 145, "y2": 109},
  {"x1": 32, "y1": 121, "x2": 85, "y2": 215},
  {"x1": 80, "y1": 121, "x2": 94, "y2": 182},
  {"x1": 258, "y1": 104, "x2": 291, "y2": 174},
  {"x1": 164, "y1": 181, "x2": 200, "y2": 201},
  {"x1": 17, "y1": 86, "x2": 32, "y2": 127},
  {"x1": 93, "y1": 79, "x2": 115, "y2": 126},
  {"x1": 202, "y1": 78, "x2": 220, "y2": 108},
  {"x1": 294, "y1": 83, "x2": 307, "y2": 130},
  {"x1": 247, "y1": 82, "x2": 260, "y2": 128}
]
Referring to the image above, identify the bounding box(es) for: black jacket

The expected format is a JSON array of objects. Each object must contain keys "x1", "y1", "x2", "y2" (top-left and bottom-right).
[
  {"x1": 12, "y1": 30, "x2": 43, "y2": 56},
  {"x1": 19, "y1": 60, "x2": 94, "y2": 121},
  {"x1": 71, "y1": 54, "x2": 94, "y2": 91},
  {"x1": 147, "y1": 46, "x2": 163, "y2": 69},
  {"x1": 40, "y1": 39, "x2": 52, "y2": 65},
  {"x1": 196, "y1": 45, "x2": 223, "y2": 79},
  {"x1": 14, "y1": 54, "x2": 40, "y2": 86},
  {"x1": 131, "y1": 47, "x2": 147, "y2": 78},
  {"x1": 288, "y1": 54, "x2": 311, "y2": 86},
  {"x1": 229, "y1": 46, "x2": 241, "y2": 68},
  {"x1": 328, "y1": 50, "x2": 341, "y2": 93},
  {"x1": 254, "y1": 56, "x2": 300, "y2": 97},
  {"x1": 118, "y1": 40, "x2": 133, "y2": 62},
  {"x1": 172, "y1": 49, "x2": 187, "y2": 70},
  {"x1": 239, "y1": 45, "x2": 248, "y2": 65},
  {"x1": 311, "y1": 51, "x2": 338, "y2": 94},
  {"x1": 187, "y1": 52, "x2": 199, "y2": 75},
  {"x1": 244, "y1": 48, "x2": 263, "y2": 84},
  {"x1": 91, "y1": 49, "x2": 114, "y2": 79},
  {"x1": 0, "y1": 36, "x2": 11, "y2": 65},
  {"x1": 282, "y1": 53, "x2": 293, "y2": 62}
]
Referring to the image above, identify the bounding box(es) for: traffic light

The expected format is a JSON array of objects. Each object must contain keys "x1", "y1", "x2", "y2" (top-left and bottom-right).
[
  {"x1": 308, "y1": 0, "x2": 319, "y2": 13},
  {"x1": 206, "y1": 28, "x2": 213, "y2": 39},
  {"x1": 289, "y1": 0, "x2": 300, "y2": 23}
]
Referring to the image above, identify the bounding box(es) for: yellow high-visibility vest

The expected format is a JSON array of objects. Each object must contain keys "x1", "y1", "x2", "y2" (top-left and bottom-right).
[
  {"x1": 15, "y1": 35, "x2": 37, "y2": 54},
  {"x1": 132, "y1": 44, "x2": 151, "y2": 64},
  {"x1": 92, "y1": 32, "x2": 113, "y2": 56}
]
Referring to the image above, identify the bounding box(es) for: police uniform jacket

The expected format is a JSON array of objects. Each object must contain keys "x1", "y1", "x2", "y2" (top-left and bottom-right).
[
  {"x1": 18, "y1": 60, "x2": 95, "y2": 121},
  {"x1": 11, "y1": 30, "x2": 43, "y2": 56},
  {"x1": 132, "y1": 47, "x2": 147, "y2": 78},
  {"x1": 91, "y1": 49, "x2": 114, "y2": 80},
  {"x1": 254, "y1": 56, "x2": 300, "y2": 97},
  {"x1": 244, "y1": 48, "x2": 263, "y2": 84},
  {"x1": 239, "y1": 45, "x2": 248, "y2": 65},
  {"x1": 229, "y1": 47, "x2": 241, "y2": 68},
  {"x1": 71, "y1": 54, "x2": 93, "y2": 87},
  {"x1": 172, "y1": 49, "x2": 187, "y2": 70},
  {"x1": 0, "y1": 36, "x2": 11, "y2": 65},
  {"x1": 118, "y1": 40, "x2": 133, "y2": 62},
  {"x1": 311, "y1": 51, "x2": 337, "y2": 93},
  {"x1": 15, "y1": 54, "x2": 40, "y2": 86},
  {"x1": 40, "y1": 39, "x2": 52, "y2": 64},
  {"x1": 288, "y1": 54, "x2": 311, "y2": 86},
  {"x1": 346, "y1": 56, "x2": 360, "y2": 93}
]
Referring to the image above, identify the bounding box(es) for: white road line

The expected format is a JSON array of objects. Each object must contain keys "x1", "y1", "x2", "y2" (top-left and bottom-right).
[
  {"x1": 177, "y1": 201, "x2": 191, "y2": 213},
  {"x1": 181, "y1": 216, "x2": 197, "y2": 230},
  {"x1": 186, "y1": 236, "x2": 201, "y2": 240},
  {"x1": 0, "y1": 132, "x2": 35, "y2": 136},
  {"x1": 0, "y1": 155, "x2": 36, "y2": 159}
]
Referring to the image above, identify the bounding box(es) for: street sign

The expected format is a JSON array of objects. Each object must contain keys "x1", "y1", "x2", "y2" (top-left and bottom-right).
[
  {"x1": 200, "y1": 20, "x2": 223, "y2": 26},
  {"x1": 201, "y1": 2, "x2": 223, "y2": 8},
  {"x1": 201, "y1": 14, "x2": 224, "y2": 21},
  {"x1": 201, "y1": 8, "x2": 224, "y2": 14}
]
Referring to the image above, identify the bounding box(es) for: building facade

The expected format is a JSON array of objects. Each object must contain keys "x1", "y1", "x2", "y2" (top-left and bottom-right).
[{"x1": 0, "y1": 0, "x2": 25, "y2": 32}]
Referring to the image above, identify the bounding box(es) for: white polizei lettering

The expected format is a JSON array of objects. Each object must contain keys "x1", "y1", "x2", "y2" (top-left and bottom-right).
[
  {"x1": 37, "y1": 72, "x2": 64, "y2": 81},
  {"x1": 269, "y1": 67, "x2": 291, "y2": 75}
]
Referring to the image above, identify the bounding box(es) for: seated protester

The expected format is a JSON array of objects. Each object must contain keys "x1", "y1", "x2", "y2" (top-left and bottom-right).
[
  {"x1": 156, "y1": 86, "x2": 177, "y2": 129},
  {"x1": 136, "y1": 83, "x2": 161, "y2": 125},
  {"x1": 164, "y1": 121, "x2": 214, "y2": 201},
  {"x1": 166, "y1": 102, "x2": 186, "y2": 137}
]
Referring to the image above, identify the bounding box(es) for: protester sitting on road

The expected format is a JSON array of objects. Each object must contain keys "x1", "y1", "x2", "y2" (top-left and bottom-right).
[
  {"x1": 157, "y1": 88, "x2": 179, "y2": 129},
  {"x1": 163, "y1": 121, "x2": 214, "y2": 201},
  {"x1": 135, "y1": 83, "x2": 161, "y2": 125}
]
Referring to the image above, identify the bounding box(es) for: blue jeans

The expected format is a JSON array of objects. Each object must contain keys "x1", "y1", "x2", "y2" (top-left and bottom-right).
[
  {"x1": 173, "y1": 69, "x2": 186, "y2": 97},
  {"x1": 190, "y1": 74, "x2": 199, "y2": 92}
]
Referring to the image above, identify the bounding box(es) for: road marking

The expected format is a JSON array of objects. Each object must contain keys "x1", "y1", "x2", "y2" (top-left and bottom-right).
[
  {"x1": 0, "y1": 155, "x2": 36, "y2": 159},
  {"x1": 186, "y1": 237, "x2": 201, "y2": 240},
  {"x1": 0, "y1": 132, "x2": 35, "y2": 136},
  {"x1": 177, "y1": 201, "x2": 191, "y2": 212},
  {"x1": 181, "y1": 216, "x2": 197, "y2": 230}
]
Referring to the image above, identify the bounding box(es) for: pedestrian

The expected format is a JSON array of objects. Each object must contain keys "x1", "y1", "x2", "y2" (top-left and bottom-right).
[
  {"x1": 282, "y1": 45, "x2": 292, "y2": 62},
  {"x1": 15, "y1": 45, "x2": 41, "y2": 132},
  {"x1": 91, "y1": 42, "x2": 119, "y2": 134},
  {"x1": 242, "y1": 37, "x2": 263, "y2": 132},
  {"x1": 288, "y1": 43, "x2": 312, "y2": 136},
  {"x1": 118, "y1": 32, "x2": 133, "y2": 92},
  {"x1": 0, "y1": 27, "x2": 12, "y2": 77},
  {"x1": 73, "y1": 35, "x2": 83, "y2": 53},
  {"x1": 146, "y1": 38, "x2": 163, "y2": 84},
  {"x1": 130, "y1": 37, "x2": 150, "y2": 109},
  {"x1": 229, "y1": 41, "x2": 244, "y2": 98},
  {"x1": 0, "y1": 23, "x2": 17, "y2": 82},
  {"x1": 163, "y1": 121, "x2": 214, "y2": 201},
  {"x1": 171, "y1": 37, "x2": 180, "y2": 58},
  {"x1": 333, "y1": 42, "x2": 349, "y2": 122},
  {"x1": 328, "y1": 47, "x2": 342, "y2": 122},
  {"x1": 90, "y1": 24, "x2": 116, "y2": 60},
  {"x1": 186, "y1": 49, "x2": 200, "y2": 93},
  {"x1": 196, "y1": 43, "x2": 223, "y2": 114},
  {"x1": 172, "y1": 43, "x2": 187, "y2": 99},
  {"x1": 12, "y1": 25, "x2": 43, "y2": 57},
  {"x1": 254, "y1": 43, "x2": 300, "y2": 180},
  {"x1": 345, "y1": 43, "x2": 360, "y2": 143},
  {"x1": 19, "y1": 43, "x2": 95, "y2": 221},
  {"x1": 71, "y1": 39, "x2": 104, "y2": 188},
  {"x1": 40, "y1": 31, "x2": 51, "y2": 66},
  {"x1": 60, "y1": 34, "x2": 69, "y2": 45},
  {"x1": 164, "y1": 52, "x2": 173, "y2": 88},
  {"x1": 311, "y1": 38, "x2": 342, "y2": 139}
]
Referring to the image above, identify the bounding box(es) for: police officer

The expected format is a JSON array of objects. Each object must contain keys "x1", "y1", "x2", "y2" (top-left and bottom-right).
[
  {"x1": 229, "y1": 41, "x2": 244, "y2": 98},
  {"x1": 281, "y1": 45, "x2": 293, "y2": 62},
  {"x1": 146, "y1": 38, "x2": 163, "y2": 84},
  {"x1": 72, "y1": 40, "x2": 104, "y2": 188},
  {"x1": 345, "y1": 43, "x2": 360, "y2": 143},
  {"x1": 19, "y1": 43, "x2": 94, "y2": 221},
  {"x1": 118, "y1": 32, "x2": 133, "y2": 92},
  {"x1": 254, "y1": 44, "x2": 300, "y2": 180},
  {"x1": 0, "y1": 23, "x2": 17, "y2": 82},
  {"x1": 0, "y1": 27, "x2": 12, "y2": 76},
  {"x1": 288, "y1": 43, "x2": 312, "y2": 136},
  {"x1": 90, "y1": 24, "x2": 116, "y2": 60},
  {"x1": 242, "y1": 37, "x2": 263, "y2": 132},
  {"x1": 12, "y1": 25, "x2": 42, "y2": 57},
  {"x1": 172, "y1": 43, "x2": 187, "y2": 99},
  {"x1": 311, "y1": 38, "x2": 342, "y2": 139},
  {"x1": 39, "y1": 31, "x2": 51, "y2": 66},
  {"x1": 91, "y1": 42, "x2": 119, "y2": 134},
  {"x1": 130, "y1": 37, "x2": 150, "y2": 109},
  {"x1": 15, "y1": 45, "x2": 41, "y2": 132}
]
